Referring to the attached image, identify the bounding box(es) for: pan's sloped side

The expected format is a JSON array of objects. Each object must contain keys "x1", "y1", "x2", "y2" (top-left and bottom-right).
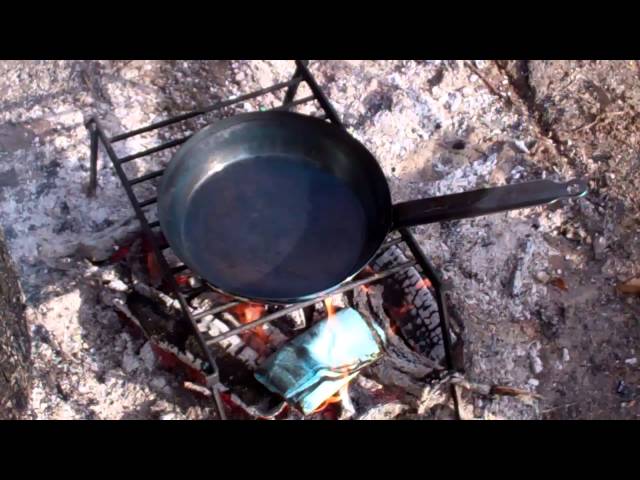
[{"x1": 157, "y1": 111, "x2": 393, "y2": 304}]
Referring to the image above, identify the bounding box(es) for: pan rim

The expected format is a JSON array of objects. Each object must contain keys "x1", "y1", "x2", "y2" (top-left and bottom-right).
[{"x1": 158, "y1": 110, "x2": 393, "y2": 304}]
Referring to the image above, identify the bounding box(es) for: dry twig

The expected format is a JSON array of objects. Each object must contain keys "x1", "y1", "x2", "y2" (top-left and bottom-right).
[
  {"x1": 464, "y1": 61, "x2": 512, "y2": 106},
  {"x1": 449, "y1": 373, "x2": 542, "y2": 403}
]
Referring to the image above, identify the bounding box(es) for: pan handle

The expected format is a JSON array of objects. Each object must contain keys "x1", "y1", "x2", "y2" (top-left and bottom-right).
[{"x1": 391, "y1": 179, "x2": 588, "y2": 229}]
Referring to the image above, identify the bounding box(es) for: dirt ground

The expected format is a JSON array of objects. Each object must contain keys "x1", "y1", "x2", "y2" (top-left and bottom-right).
[{"x1": 0, "y1": 60, "x2": 638, "y2": 419}]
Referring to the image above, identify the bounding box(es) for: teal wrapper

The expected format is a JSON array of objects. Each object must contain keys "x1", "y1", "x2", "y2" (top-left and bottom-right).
[{"x1": 254, "y1": 307, "x2": 386, "y2": 414}]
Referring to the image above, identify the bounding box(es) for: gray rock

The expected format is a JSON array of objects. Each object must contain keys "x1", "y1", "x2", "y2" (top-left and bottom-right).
[
  {"x1": 593, "y1": 234, "x2": 607, "y2": 260},
  {"x1": 529, "y1": 344, "x2": 544, "y2": 375},
  {"x1": 107, "y1": 279, "x2": 129, "y2": 292},
  {"x1": 121, "y1": 352, "x2": 140, "y2": 373},
  {"x1": 139, "y1": 341, "x2": 157, "y2": 371},
  {"x1": 357, "y1": 402, "x2": 408, "y2": 420},
  {"x1": 512, "y1": 139, "x2": 530, "y2": 154},
  {"x1": 534, "y1": 270, "x2": 551, "y2": 284},
  {"x1": 150, "y1": 376, "x2": 167, "y2": 390}
]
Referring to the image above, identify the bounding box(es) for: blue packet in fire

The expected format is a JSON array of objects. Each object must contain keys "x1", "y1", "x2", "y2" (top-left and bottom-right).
[{"x1": 254, "y1": 307, "x2": 386, "y2": 415}]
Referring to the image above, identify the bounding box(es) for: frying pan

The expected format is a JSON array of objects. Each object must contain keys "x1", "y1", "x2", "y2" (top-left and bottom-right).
[{"x1": 158, "y1": 111, "x2": 587, "y2": 304}]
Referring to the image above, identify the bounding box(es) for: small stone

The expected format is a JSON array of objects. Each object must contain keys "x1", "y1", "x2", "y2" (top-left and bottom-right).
[
  {"x1": 107, "y1": 279, "x2": 129, "y2": 292},
  {"x1": 562, "y1": 348, "x2": 570, "y2": 362},
  {"x1": 593, "y1": 235, "x2": 607, "y2": 260},
  {"x1": 625, "y1": 357, "x2": 637, "y2": 366},
  {"x1": 150, "y1": 377, "x2": 167, "y2": 390},
  {"x1": 513, "y1": 139, "x2": 530, "y2": 154},
  {"x1": 527, "y1": 378, "x2": 539, "y2": 387},
  {"x1": 534, "y1": 271, "x2": 550, "y2": 283},
  {"x1": 139, "y1": 341, "x2": 157, "y2": 371},
  {"x1": 121, "y1": 352, "x2": 140, "y2": 373},
  {"x1": 529, "y1": 347, "x2": 544, "y2": 375}
]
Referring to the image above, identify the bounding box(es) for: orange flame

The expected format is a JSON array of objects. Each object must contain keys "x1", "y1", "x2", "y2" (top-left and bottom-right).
[
  {"x1": 231, "y1": 303, "x2": 266, "y2": 324},
  {"x1": 324, "y1": 297, "x2": 336, "y2": 318},
  {"x1": 231, "y1": 303, "x2": 269, "y2": 347},
  {"x1": 312, "y1": 391, "x2": 342, "y2": 413},
  {"x1": 416, "y1": 278, "x2": 432, "y2": 290},
  {"x1": 146, "y1": 252, "x2": 163, "y2": 285},
  {"x1": 391, "y1": 304, "x2": 411, "y2": 316}
]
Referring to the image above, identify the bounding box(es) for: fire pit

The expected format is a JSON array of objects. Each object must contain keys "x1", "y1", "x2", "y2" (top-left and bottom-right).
[
  {"x1": 97, "y1": 225, "x2": 459, "y2": 419},
  {"x1": 84, "y1": 60, "x2": 464, "y2": 420}
]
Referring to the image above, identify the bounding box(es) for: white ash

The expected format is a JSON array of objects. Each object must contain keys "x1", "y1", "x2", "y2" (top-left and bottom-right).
[
  {"x1": 205, "y1": 317, "x2": 243, "y2": 355},
  {"x1": 357, "y1": 402, "x2": 409, "y2": 420},
  {"x1": 289, "y1": 308, "x2": 307, "y2": 330}
]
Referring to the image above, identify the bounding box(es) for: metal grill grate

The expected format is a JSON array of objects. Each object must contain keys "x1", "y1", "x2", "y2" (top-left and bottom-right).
[{"x1": 85, "y1": 60, "x2": 461, "y2": 420}]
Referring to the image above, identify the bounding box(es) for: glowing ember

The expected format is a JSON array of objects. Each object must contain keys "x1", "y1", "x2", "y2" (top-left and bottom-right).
[
  {"x1": 231, "y1": 303, "x2": 266, "y2": 324},
  {"x1": 175, "y1": 274, "x2": 190, "y2": 286},
  {"x1": 390, "y1": 304, "x2": 411, "y2": 316},
  {"x1": 146, "y1": 252, "x2": 163, "y2": 285},
  {"x1": 231, "y1": 303, "x2": 269, "y2": 346},
  {"x1": 415, "y1": 278, "x2": 432, "y2": 290},
  {"x1": 109, "y1": 245, "x2": 130, "y2": 263}
]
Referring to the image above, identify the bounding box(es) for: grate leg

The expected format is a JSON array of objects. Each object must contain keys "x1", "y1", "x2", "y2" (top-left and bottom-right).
[
  {"x1": 282, "y1": 62, "x2": 306, "y2": 108},
  {"x1": 87, "y1": 119, "x2": 99, "y2": 197},
  {"x1": 399, "y1": 227, "x2": 463, "y2": 420},
  {"x1": 209, "y1": 380, "x2": 227, "y2": 420}
]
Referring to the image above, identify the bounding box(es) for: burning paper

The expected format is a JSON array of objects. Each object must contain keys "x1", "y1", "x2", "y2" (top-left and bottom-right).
[{"x1": 254, "y1": 308, "x2": 386, "y2": 415}]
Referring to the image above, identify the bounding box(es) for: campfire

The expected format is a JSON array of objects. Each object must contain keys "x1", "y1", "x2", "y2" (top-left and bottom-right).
[
  {"x1": 82, "y1": 60, "x2": 569, "y2": 419},
  {"x1": 85, "y1": 60, "x2": 572, "y2": 420},
  {"x1": 96, "y1": 228, "x2": 460, "y2": 420}
]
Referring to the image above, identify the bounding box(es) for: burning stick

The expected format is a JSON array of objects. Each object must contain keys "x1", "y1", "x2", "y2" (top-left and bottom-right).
[
  {"x1": 183, "y1": 381, "x2": 213, "y2": 398},
  {"x1": 132, "y1": 281, "x2": 181, "y2": 311}
]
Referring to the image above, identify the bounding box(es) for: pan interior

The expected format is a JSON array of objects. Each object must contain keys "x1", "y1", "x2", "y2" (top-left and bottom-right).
[{"x1": 183, "y1": 153, "x2": 372, "y2": 300}]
